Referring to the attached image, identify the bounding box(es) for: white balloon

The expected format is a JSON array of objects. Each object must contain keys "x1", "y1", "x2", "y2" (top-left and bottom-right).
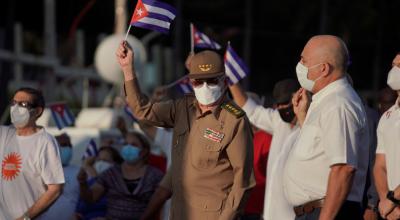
[{"x1": 94, "y1": 34, "x2": 147, "y2": 85}]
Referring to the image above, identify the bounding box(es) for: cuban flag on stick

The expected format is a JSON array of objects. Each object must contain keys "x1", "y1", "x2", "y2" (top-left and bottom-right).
[
  {"x1": 190, "y1": 23, "x2": 221, "y2": 51},
  {"x1": 125, "y1": 0, "x2": 177, "y2": 39},
  {"x1": 224, "y1": 43, "x2": 250, "y2": 85},
  {"x1": 82, "y1": 139, "x2": 98, "y2": 160},
  {"x1": 49, "y1": 103, "x2": 75, "y2": 130}
]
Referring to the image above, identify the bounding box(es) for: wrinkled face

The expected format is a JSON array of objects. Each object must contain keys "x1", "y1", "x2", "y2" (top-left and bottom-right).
[{"x1": 300, "y1": 43, "x2": 324, "y2": 82}]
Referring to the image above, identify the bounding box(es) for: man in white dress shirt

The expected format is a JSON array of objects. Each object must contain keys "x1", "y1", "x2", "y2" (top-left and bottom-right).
[
  {"x1": 373, "y1": 52, "x2": 400, "y2": 220},
  {"x1": 283, "y1": 35, "x2": 369, "y2": 220},
  {"x1": 229, "y1": 79, "x2": 300, "y2": 220}
]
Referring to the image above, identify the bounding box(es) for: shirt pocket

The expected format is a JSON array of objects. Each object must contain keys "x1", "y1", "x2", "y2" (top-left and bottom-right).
[
  {"x1": 190, "y1": 137, "x2": 223, "y2": 170},
  {"x1": 293, "y1": 124, "x2": 322, "y2": 160},
  {"x1": 189, "y1": 195, "x2": 223, "y2": 212}
]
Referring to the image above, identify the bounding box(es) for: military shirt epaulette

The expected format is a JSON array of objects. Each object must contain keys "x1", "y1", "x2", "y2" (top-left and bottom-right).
[{"x1": 221, "y1": 102, "x2": 245, "y2": 118}]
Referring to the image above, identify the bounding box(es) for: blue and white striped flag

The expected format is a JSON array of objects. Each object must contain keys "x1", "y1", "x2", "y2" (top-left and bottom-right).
[
  {"x1": 191, "y1": 23, "x2": 221, "y2": 50},
  {"x1": 176, "y1": 77, "x2": 193, "y2": 94},
  {"x1": 82, "y1": 139, "x2": 98, "y2": 160},
  {"x1": 224, "y1": 44, "x2": 250, "y2": 85},
  {"x1": 129, "y1": 0, "x2": 177, "y2": 34},
  {"x1": 49, "y1": 103, "x2": 75, "y2": 130}
]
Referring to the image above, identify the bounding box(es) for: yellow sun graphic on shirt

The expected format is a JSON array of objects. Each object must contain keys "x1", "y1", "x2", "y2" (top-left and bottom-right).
[{"x1": 1, "y1": 152, "x2": 22, "y2": 181}]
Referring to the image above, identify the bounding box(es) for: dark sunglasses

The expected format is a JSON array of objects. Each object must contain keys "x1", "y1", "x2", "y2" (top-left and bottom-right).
[
  {"x1": 11, "y1": 100, "x2": 36, "y2": 109},
  {"x1": 190, "y1": 77, "x2": 222, "y2": 87}
]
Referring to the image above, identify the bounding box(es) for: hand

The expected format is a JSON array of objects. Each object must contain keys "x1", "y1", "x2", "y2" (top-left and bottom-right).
[
  {"x1": 379, "y1": 198, "x2": 396, "y2": 218},
  {"x1": 292, "y1": 88, "x2": 309, "y2": 126},
  {"x1": 363, "y1": 208, "x2": 378, "y2": 220},
  {"x1": 116, "y1": 41, "x2": 134, "y2": 73},
  {"x1": 77, "y1": 168, "x2": 88, "y2": 185},
  {"x1": 387, "y1": 206, "x2": 400, "y2": 220},
  {"x1": 185, "y1": 52, "x2": 195, "y2": 71}
]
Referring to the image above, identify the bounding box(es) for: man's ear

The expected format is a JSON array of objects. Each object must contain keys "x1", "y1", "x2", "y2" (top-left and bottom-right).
[{"x1": 321, "y1": 63, "x2": 331, "y2": 77}]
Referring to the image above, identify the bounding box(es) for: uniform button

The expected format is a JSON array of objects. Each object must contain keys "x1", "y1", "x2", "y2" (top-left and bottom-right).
[
  {"x1": 207, "y1": 146, "x2": 211, "y2": 150},
  {"x1": 204, "y1": 205, "x2": 208, "y2": 209}
]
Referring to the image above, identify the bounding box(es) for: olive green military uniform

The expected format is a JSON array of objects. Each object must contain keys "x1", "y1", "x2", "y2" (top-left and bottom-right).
[{"x1": 124, "y1": 50, "x2": 255, "y2": 220}]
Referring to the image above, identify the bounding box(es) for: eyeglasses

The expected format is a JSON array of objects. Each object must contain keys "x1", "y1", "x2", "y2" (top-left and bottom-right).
[
  {"x1": 11, "y1": 100, "x2": 36, "y2": 109},
  {"x1": 190, "y1": 77, "x2": 222, "y2": 88}
]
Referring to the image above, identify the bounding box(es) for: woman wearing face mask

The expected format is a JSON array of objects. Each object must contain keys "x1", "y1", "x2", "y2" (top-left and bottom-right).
[
  {"x1": 74, "y1": 146, "x2": 122, "y2": 220},
  {"x1": 0, "y1": 87, "x2": 65, "y2": 220},
  {"x1": 77, "y1": 131, "x2": 164, "y2": 220}
]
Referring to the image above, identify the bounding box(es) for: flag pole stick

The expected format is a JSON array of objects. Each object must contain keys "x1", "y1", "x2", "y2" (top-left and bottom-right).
[
  {"x1": 165, "y1": 75, "x2": 188, "y2": 89},
  {"x1": 124, "y1": 25, "x2": 132, "y2": 41},
  {"x1": 190, "y1": 23, "x2": 194, "y2": 53}
]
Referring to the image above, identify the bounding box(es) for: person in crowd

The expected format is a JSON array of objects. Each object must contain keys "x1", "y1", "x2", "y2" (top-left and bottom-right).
[
  {"x1": 0, "y1": 87, "x2": 65, "y2": 220},
  {"x1": 284, "y1": 35, "x2": 369, "y2": 220},
  {"x1": 44, "y1": 133, "x2": 80, "y2": 220},
  {"x1": 374, "y1": 52, "x2": 400, "y2": 220},
  {"x1": 77, "y1": 130, "x2": 164, "y2": 220},
  {"x1": 74, "y1": 146, "x2": 122, "y2": 220},
  {"x1": 117, "y1": 42, "x2": 255, "y2": 220},
  {"x1": 229, "y1": 79, "x2": 300, "y2": 220},
  {"x1": 377, "y1": 87, "x2": 398, "y2": 115},
  {"x1": 241, "y1": 92, "x2": 272, "y2": 220}
]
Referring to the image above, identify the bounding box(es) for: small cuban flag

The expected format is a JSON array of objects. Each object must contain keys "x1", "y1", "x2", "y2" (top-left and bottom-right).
[
  {"x1": 224, "y1": 43, "x2": 250, "y2": 85},
  {"x1": 176, "y1": 77, "x2": 193, "y2": 94},
  {"x1": 82, "y1": 139, "x2": 98, "y2": 160},
  {"x1": 129, "y1": 0, "x2": 177, "y2": 34},
  {"x1": 49, "y1": 103, "x2": 75, "y2": 130},
  {"x1": 191, "y1": 23, "x2": 221, "y2": 50}
]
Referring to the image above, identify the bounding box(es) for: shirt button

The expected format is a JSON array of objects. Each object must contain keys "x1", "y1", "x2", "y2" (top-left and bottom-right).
[
  {"x1": 207, "y1": 146, "x2": 211, "y2": 150},
  {"x1": 204, "y1": 205, "x2": 208, "y2": 209}
]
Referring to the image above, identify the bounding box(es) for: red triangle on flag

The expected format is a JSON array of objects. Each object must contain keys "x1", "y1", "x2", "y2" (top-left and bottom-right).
[
  {"x1": 50, "y1": 104, "x2": 65, "y2": 117},
  {"x1": 130, "y1": 0, "x2": 149, "y2": 23}
]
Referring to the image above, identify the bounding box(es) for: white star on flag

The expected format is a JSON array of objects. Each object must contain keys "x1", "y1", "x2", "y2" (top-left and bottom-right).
[{"x1": 137, "y1": 8, "x2": 143, "y2": 16}]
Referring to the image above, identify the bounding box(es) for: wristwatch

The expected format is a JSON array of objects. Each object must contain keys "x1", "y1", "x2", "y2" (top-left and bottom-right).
[{"x1": 387, "y1": 190, "x2": 400, "y2": 205}]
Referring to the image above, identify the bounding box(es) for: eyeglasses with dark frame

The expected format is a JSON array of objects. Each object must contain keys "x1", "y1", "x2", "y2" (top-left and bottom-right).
[
  {"x1": 190, "y1": 77, "x2": 223, "y2": 88},
  {"x1": 11, "y1": 100, "x2": 37, "y2": 109}
]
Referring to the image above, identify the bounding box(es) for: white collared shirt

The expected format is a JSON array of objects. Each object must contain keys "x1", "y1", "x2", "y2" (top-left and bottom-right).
[
  {"x1": 283, "y1": 78, "x2": 369, "y2": 206},
  {"x1": 376, "y1": 98, "x2": 400, "y2": 190},
  {"x1": 243, "y1": 99, "x2": 299, "y2": 220}
]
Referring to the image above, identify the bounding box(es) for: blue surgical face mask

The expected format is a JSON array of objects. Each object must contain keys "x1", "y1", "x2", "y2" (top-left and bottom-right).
[
  {"x1": 120, "y1": 144, "x2": 141, "y2": 163},
  {"x1": 59, "y1": 147, "x2": 73, "y2": 166}
]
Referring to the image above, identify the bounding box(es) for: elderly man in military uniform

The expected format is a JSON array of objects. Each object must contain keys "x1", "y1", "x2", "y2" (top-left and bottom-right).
[{"x1": 116, "y1": 42, "x2": 255, "y2": 220}]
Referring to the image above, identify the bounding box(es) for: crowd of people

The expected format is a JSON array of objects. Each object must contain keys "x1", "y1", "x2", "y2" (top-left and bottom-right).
[{"x1": 0, "y1": 34, "x2": 399, "y2": 220}]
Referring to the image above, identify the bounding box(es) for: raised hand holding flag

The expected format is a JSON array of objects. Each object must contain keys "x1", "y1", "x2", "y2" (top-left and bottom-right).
[{"x1": 125, "y1": 0, "x2": 177, "y2": 40}]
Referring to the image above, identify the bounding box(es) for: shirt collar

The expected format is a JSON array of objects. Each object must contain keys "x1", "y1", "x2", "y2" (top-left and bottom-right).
[
  {"x1": 190, "y1": 98, "x2": 225, "y2": 120},
  {"x1": 312, "y1": 77, "x2": 349, "y2": 103}
]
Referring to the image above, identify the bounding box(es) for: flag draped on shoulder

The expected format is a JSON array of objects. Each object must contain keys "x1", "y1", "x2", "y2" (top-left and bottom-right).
[
  {"x1": 191, "y1": 23, "x2": 221, "y2": 50},
  {"x1": 224, "y1": 44, "x2": 250, "y2": 84},
  {"x1": 130, "y1": 0, "x2": 177, "y2": 34},
  {"x1": 49, "y1": 103, "x2": 75, "y2": 130},
  {"x1": 82, "y1": 139, "x2": 98, "y2": 160}
]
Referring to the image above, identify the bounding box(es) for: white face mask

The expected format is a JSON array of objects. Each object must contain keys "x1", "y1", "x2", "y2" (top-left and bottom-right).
[
  {"x1": 387, "y1": 66, "x2": 400, "y2": 90},
  {"x1": 94, "y1": 161, "x2": 113, "y2": 174},
  {"x1": 10, "y1": 105, "x2": 31, "y2": 128},
  {"x1": 296, "y1": 62, "x2": 323, "y2": 92},
  {"x1": 193, "y1": 83, "x2": 223, "y2": 105}
]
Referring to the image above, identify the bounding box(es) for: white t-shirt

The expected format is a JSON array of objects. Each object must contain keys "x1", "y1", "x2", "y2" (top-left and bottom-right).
[
  {"x1": 0, "y1": 126, "x2": 65, "y2": 219},
  {"x1": 376, "y1": 99, "x2": 400, "y2": 190},
  {"x1": 242, "y1": 98, "x2": 299, "y2": 220},
  {"x1": 40, "y1": 165, "x2": 80, "y2": 220},
  {"x1": 283, "y1": 78, "x2": 369, "y2": 206}
]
